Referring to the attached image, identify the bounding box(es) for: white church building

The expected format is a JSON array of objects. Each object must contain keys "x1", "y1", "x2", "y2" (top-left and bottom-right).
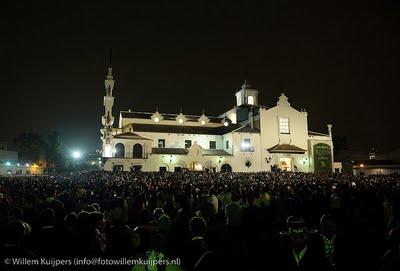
[{"x1": 100, "y1": 66, "x2": 335, "y2": 173}]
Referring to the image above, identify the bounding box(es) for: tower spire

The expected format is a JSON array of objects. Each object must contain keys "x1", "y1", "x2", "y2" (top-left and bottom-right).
[
  {"x1": 109, "y1": 48, "x2": 112, "y2": 66},
  {"x1": 101, "y1": 50, "x2": 116, "y2": 157},
  {"x1": 106, "y1": 48, "x2": 113, "y2": 80},
  {"x1": 241, "y1": 69, "x2": 251, "y2": 89}
]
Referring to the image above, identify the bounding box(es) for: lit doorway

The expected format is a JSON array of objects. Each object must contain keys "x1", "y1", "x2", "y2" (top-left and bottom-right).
[
  {"x1": 279, "y1": 158, "x2": 292, "y2": 172},
  {"x1": 188, "y1": 161, "x2": 203, "y2": 171}
]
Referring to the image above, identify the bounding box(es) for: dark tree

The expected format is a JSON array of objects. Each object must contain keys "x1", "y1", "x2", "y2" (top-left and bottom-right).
[
  {"x1": 333, "y1": 136, "x2": 348, "y2": 156},
  {"x1": 13, "y1": 132, "x2": 49, "y2": 163},
  {"x1": 47, "y1": 131, "x2": 64, "y2": 168}
]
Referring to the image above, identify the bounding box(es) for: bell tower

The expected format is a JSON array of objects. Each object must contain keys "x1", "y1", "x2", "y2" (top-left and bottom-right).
[
  {"x1": 101, "y1": 50, "x2": 115, "y2": 158},
  {"x1": 235, "y1": 79, "x2": 259, "y2": 106}
]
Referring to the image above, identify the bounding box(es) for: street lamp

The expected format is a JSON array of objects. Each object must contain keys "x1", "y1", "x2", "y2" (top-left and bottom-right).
[{"x1": 72, "y1": 151, "x2": 82, "y2": 159}]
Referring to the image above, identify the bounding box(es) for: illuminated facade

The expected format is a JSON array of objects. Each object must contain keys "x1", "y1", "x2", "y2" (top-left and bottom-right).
[{"x1": 100, "y1": 67, "x2": 334, "y2": 173}]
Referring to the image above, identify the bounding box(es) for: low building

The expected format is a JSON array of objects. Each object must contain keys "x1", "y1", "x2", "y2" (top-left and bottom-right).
[
  {"x1": 353, "y1": 160, "x2": 400, "y2": 175},
  {"x1": 0, "y1": 143, "x2": 44, "y2": 175}
]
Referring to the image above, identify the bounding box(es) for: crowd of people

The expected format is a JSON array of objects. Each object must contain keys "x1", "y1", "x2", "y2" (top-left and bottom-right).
[{"x1": 0, "y1": 171, "x2": 400, "y2": 270}]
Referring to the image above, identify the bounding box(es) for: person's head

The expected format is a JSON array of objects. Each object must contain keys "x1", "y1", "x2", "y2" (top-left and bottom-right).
[
  {"x1": 320, "y1": 214, "x2": 335, "y2": 237},
  {"x1": 175, "y1": 193, "x2": 189, "y2": 210},
  {"x1": 90, "y1": 211, "x2": 105, "y2": 232},
  {"x1": 139, "y1": 209, "x2": 153, "y2": 225},
  {"x1": 203, "y1": 229, "x2": 221, "y2": 250},
  {"x1": 109, "y1": 207, "x2": 128, "y2": 225},
  {"x1": 153, "y1": 208, "x2": 165, "y2": 220},
  {"x1": 39, "y1": 208, "x2": 55, "y2": 227},
  {"x1": 231, "y1": 192, "x2": 241, "y2": 203},
  {"x1": 77, "y1": 211, "x2": 92, "y2": 231},
  {"x1": 287, "y1": 216, "x2": 308, "y2": 246},
  {"x1": 190, "y1": 216, "x2": 207, "y2": 237},
  {"x1": 108, "y1": 224, "x2": 135, "y2": 256},
  {"x1": 91, "y1": 203, "x2": 101, "y2": 212},
  {"x1": 8, "y1": 207, "x2": 24, "y2": 222},
  {"x1": 64, "y1": 212, "x2": 77, "y2": 230},
  {"x1": 133, "y1": 226, "x2": 150, "y2": 252},
  {"x1": 247, "y1": 192, "x2": 257, "y2": 206},
  {"x1": 5, "y1": 220, "x2": 26, "y2": 245},
  {"x1": 84, "y1": 205, "x2": 97, "y2": 213},
  {"x1": 387, "y1": 227, "x2": 400, "y2": 250}
]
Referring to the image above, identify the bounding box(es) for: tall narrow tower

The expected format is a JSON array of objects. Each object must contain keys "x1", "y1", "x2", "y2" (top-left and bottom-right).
[{"x1": 101, "y1": 50, "x2": 115, "y2": 158}]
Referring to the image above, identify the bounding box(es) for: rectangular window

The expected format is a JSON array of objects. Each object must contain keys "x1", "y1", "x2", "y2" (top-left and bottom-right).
[
  {"x1": 226, "y1": 140, "x2": 229, "y2": 149},
  {"x1": 185, "y1": 140, "x2": 192, "y2": 148},
  {"x1": 158, "y1": 139, "x2": 165, "y2": 148},
  {"x1": 209, "y1": 141, "x2": 216, "y2": 149},
  {"x1": 241, "y1": 138, "x2": 254, "y2": 152},
  {"x1": 279, "y1": 117, "x2": 290, "y2": 134}
]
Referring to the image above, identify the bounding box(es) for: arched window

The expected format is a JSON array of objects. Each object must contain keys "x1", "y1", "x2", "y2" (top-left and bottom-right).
[
  {"x1": 221, "y1": 164, "x2": 232, "y2": 173},
  {"x1": 114, "y1": 143, "x2": 125, "y2": 158},
  {"x1": 247, "y1": 96, "x2": 254, "y2": 105},
  {"x1": 133, "y1": 144, "x2": 143, "y2": 158}
]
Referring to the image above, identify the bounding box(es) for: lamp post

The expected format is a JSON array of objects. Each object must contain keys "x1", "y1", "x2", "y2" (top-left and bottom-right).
[{"x1": 71, "y1": 150, "x2": 82, "y2": 170}]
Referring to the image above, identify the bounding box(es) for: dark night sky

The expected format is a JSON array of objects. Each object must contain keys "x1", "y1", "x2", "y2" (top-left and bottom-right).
[{"x1": 1, "y1": 0, "x2": 399, "y2": 154}]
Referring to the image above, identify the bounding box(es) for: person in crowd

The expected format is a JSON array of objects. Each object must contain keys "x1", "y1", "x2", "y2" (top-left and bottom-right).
[
  {"x1": 185, "y1": 216, "x2": 207, "y2": 269},
  {"x1": 279, "y1": 216, "x2": 331, "y2": 271},
  {"x1": 320, "y1": 214, "x2": 337, "y2": 267},
  {"x1": 0, "y1": 171, "x2": 399, "y2": 271},
  {"x1": 225, "y1": 192, "x2": 243, "y2": 227}
]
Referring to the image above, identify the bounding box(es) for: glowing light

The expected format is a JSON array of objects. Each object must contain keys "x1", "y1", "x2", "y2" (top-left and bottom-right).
[
  {"x1": 241, "y1": 142, "x2": 250, "y2": 148},
  {"x1": 224, "y1": 121, "x2": 229, "y2": 127},
  {"x1": 104, "y1": 145, "x2": 112, "y2": 157},
  {"x1": 154, "y1": 117, "x2": 160, "y2": 123},
  {"x1": 25, "y1": 163, "x2": 30, "y2": 167},
  {"x1": 17, "y1": 163, "x2": 20, "y2": 166},
  {"x1": 360, "y1": 164, "x2": 364, "y2": 168},
  {"x1": 176, "y1": 113, "x2": 186, "y2": 124},
  {"x1": 72, "y1": 151, "x2": 81, "y2": 159},
  {"x1": 91, "y1": 161, "x2": 96, "y2": 165},
  {"x1": 248, "y1": 96, "x2": 254, "y2": 105},
  {"x1": 201, "y1": 120, "x2": 206, "y2": 125},
  {"x1": 5, "y1": 161, "x2": 11, "y2": 166}
]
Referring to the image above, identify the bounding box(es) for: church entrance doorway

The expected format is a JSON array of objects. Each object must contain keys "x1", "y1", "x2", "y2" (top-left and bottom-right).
[
  {"x1": 113, "y1": 165, "x2": 123, "y2": 172},
  {"x1": 221, "y1": 164, "x2": 232, "y2": 173},
  {"x1": 188, "y1": 161, "x2": 203, "y2": 171},
  {"x1": 131, "y1": 165, "x2": 142, "y2": 172},
  {"x1": 279, "y1": 158, "x2": 292, "y2": 172}
]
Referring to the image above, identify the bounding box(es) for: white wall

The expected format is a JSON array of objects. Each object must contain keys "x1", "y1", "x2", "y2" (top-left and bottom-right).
[
  {"x1": 258, "y1": 97, "x2": 309, "y2": 172},
  {"x1": 134, "y1": 131, "x2": 224, "y2": 150}
]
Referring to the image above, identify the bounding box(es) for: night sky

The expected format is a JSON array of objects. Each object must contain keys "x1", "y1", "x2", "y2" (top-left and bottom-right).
[{"x1": 1, "y1": 1, "x2": 399, "y2": 154}]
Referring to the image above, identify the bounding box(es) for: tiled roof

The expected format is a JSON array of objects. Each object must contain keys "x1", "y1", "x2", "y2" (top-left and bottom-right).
[
  {"x1": 120, "y1": 111, "x2": 223, "y2": 124},
  {"x1": 131, "y1": 123, "x2": 242, "y2": 135},
  {"x1": 151, "y1": 148, "x2": 188, "y2": 155},
  {"x1": 234, "y1": 125, "x2": 260, "y2": 133},
  {"x1": 308, "y1": 131, "x2": 329, "y2": 137},
  {"x1": 268, "y1": 144, "x2": 307, "y2": 154},
  {"x1": 114, "y1": 132, "x2": 152, "y2": 140},
  {"x1": 202, "y1": 149, "x2": 233, "y2": 156}
]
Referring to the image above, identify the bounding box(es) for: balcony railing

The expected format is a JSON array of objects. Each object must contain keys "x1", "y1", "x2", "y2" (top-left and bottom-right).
[
  {"x1": 240, "y1": 146, "x2": 255, "y2": 152},
  {"x1": 114, "y1": 152, "x2": 150, "y2": 159}
]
